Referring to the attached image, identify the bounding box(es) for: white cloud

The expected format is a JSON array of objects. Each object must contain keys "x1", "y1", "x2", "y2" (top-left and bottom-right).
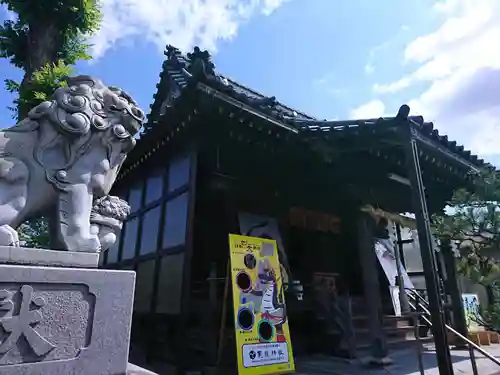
[
  {"x1": 373, "y1": 77, "x2": 412, "y2": 94},
  {"x1": 364, "y1": 63, "x2": 375, "y2": 75},
  {"x1": 364, "y1": 42, "x2": 388, "y2": 76},
  {"x1": 364, "y1": 25, "x2": 410, "y2": 77},
  {"x1": 364, "y1": 40, "x2": 393, "y2": 77},
  {"x1": 372, "y1": 0, "x2": 500, "y2": 157},
  {"x1": 350, "y1": 99, "x2": 386, "y2": 119},
  {"x1": 89, "y1": 0, "x2": 289, "y2": 59}
]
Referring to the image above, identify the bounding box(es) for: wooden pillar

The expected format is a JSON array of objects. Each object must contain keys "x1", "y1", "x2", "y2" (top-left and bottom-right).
[
  {"x1": 357, "y1": 213, "x2": 390, "y2": 364},
  {"x1": 441, "y1": 239, "x2": 468, "y2": 348},
  {"x1": 402, "y1": 121, "x2": 454, "y2": 375},
  {"x1": 203, "y1": 262, "x2": 219, "y2": 375},
  {"x1": 177, "y1": 149, "x2": 199, "y2": 375},
  {"x1": 202, "y1": 172, "x2": 239, "y2": 373}
]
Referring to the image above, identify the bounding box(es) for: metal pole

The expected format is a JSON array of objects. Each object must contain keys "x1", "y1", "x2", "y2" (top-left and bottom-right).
[
  {"x1": 414, "y1": 298, "x2": 425, "y2": 375},
  {"x1": 402, "y1": 122, "x2": 455, "y2": 375},
  {"x1": 469, "y1": 344, "x2": 479, "y2": 375},
  {"x1": 409, "y1": 297, "x2": 500, "y2": 366}
]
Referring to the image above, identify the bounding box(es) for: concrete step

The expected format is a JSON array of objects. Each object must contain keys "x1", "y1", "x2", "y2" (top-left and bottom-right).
[
  {"x1": 354, "y1": 325, "x2": 423, "y2": 342},
  {"x1": 350, "y1": 313, "x2": 432, "y2": 352},
  {"x1": 350, "y1": 296, "x2": 394, "y2": 314},
  {"x1": 320, "y1": 322, "x2": 421, "y2": 339},
  {"x1": 315, "y1": 311, "x2": 432, "y2": 356},
  {"x1": 351, "y1": 314, "x2": 413, "y2": 329},
  {"x1": 355, "y1": 327, "x2": 431, "y2": 350},
  {"x1": 356, "y1": 335, "x2": 434, "y2": 351}
]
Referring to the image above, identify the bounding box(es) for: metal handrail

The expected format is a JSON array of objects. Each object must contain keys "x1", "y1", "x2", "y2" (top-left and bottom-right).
[{"x1": 405, "y1": 288, "x2": 500, "y2": 371}]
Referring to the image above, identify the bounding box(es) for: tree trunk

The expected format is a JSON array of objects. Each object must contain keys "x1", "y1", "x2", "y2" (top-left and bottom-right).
[
  {"x1": 18, "y1": 22, "x2": 61, "y2": 120},
  {"x1": 486, "y1": 285, "x2": 496, "y2": 307}
]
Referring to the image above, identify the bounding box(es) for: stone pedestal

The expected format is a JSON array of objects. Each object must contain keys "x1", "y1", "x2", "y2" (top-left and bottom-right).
[{"x1": 0, "y1": 246, "x2": 135, "y2": 375}]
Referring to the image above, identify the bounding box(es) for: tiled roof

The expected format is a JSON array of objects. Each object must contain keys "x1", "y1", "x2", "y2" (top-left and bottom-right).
[
  {"x1": 146, "y1": 45, "x2": 489, "y2": 172},
  {"x1": 293, "y1": 106, "x2": 489, "y2": 171},
  {"x1": 162, "y1": 45, "x2": 191, "y2": 90},
  {"x1": 148, "y1": 45, "x2": 314, "y2": 128},
  {"x1": 220, "y1": 76, "x2": 315, "y2": 122}
]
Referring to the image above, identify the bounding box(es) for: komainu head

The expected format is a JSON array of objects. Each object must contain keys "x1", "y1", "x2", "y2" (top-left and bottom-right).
[{"x1": 26, "y1": 75, "x2": 144, "y2": 151}]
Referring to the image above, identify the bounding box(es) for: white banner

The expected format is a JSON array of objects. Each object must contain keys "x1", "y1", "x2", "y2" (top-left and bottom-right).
[
  {"x1": 374, "y1": 220, "x2": 414, "y2": 316},
  {"x1": 374, "y1": 238, "x2": 414, "y2": 290},
  {"x1": 389, "y1": 286, "x2": 402, "y2": 316}
]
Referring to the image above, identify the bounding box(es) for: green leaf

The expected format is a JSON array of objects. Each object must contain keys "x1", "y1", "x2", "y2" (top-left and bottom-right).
[
  {"x1": 33, "y1": 91, "x2": 47, "y2": 100},
  {"x1": 17, "y1": 217, "x2": 50, "y2": 248},
  {"x1": 0, "y1": 19, "x2": 29, "y2": 68},
  {"x1": 4, "y1": 78, "x2": 19, "y2": 93},
  {"x1": 0, "y1": 0, "x2": 102, "y2": 35},
  {"x1": 14, "y1": 60, "x2": 75, "y2": 119}
]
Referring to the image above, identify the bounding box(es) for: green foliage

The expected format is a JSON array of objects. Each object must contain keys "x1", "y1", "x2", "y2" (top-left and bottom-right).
[
  {"x1": 0, "y1": 0, "x2": 102, "y2": 34},
  {"x1": 59, "y1": 33, "x2": 93, "y2": 64},
  {"x1": 25, "y1": 60, "x2": 73, "y2": 103},
  {"x1": 483, "y1": 304, "x2": 500, "y2": 330},
  {"x1": 0, "y1": 0, "x2": 101, "y2": 118},
  {"x1": 5, "y1": 60, "x2": 73, "y2": 118},
  {"x1": 0, "y1": 19, "x2": 28, "y2": 68},
  {"x1": 480, "y1": 284, "x2": 500, "y2": 330},
  {"x1": 18, "y1": 217, "x2": 50, "y2": 249},
  {"x1": 0, "y1": 0, "x2": 100, "y2": 69},
  {"x1": 433, "y1": 169, "x2": 500, "y2": 287}
]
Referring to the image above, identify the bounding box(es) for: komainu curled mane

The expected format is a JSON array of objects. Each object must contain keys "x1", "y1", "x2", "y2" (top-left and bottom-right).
[{"x1": 0, "y1": 75, "x2": 144, "y2": 252}]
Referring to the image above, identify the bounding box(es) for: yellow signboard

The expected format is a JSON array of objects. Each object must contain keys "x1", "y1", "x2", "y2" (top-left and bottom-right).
[{"x1": 228, "y1": 234, "x2": 295, "y2": 375}]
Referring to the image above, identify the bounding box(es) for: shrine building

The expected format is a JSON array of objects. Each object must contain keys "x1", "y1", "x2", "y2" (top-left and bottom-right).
[{"x1": 104, "y1": 45, "x2": 488, "y2": 373}]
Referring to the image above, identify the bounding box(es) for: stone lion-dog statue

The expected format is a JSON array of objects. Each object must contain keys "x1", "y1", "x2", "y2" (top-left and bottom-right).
[{"x1": 0, "y1": 75, "x2": 144, "y2": 253}]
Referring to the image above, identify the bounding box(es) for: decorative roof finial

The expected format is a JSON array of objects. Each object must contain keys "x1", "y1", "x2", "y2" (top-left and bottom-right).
[
  {"x1": 397, "y1": 104, "x2": 410, "y2": 120},
  {"x1": 165, "y1": 44, "x2": 180, "y2": 58}
]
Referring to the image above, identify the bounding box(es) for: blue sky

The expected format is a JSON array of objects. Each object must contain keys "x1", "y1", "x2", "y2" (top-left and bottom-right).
[{"x1": 0, "y1": 0, "x2": 498, "y2": 166}]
